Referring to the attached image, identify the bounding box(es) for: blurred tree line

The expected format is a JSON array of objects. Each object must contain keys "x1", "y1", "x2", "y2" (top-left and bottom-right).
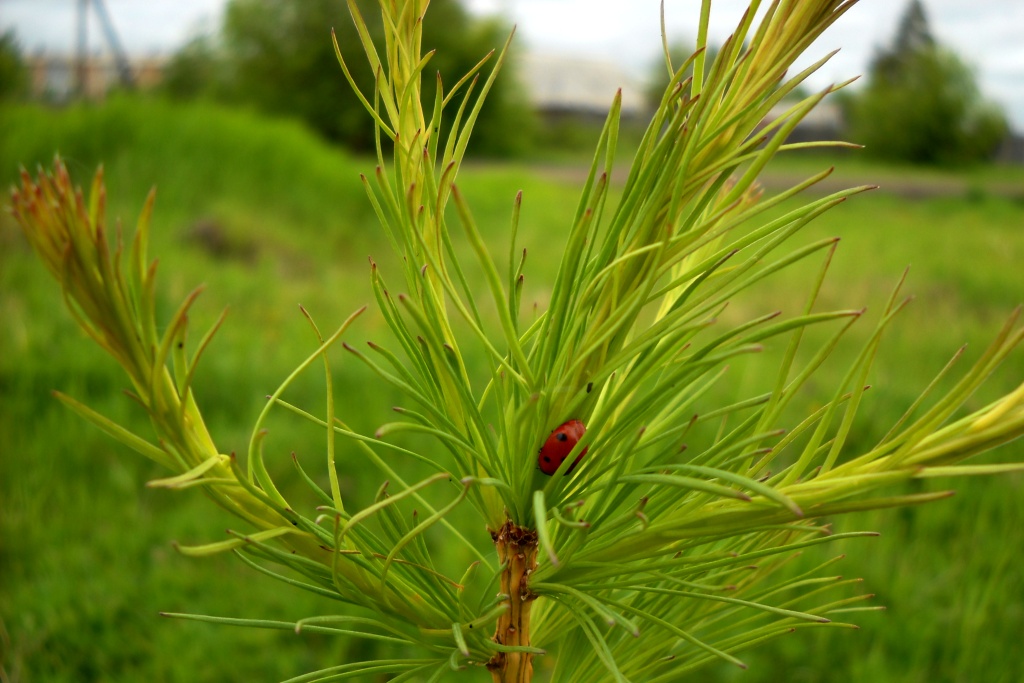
[
  {"x1": 0, "y1": 30, "x2": 28, "y2": 101},
  {"x1": 162, "y1": 0, "x2": 535, "y2": 156},
  {"x1": 847, "y1": 0, "x2": 1008, "y2": 165},
  {"x1": 1, "y1": 0, "x2": 1012, "y2": 165}
]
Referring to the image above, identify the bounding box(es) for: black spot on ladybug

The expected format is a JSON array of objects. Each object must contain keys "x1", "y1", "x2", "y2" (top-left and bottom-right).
[{"x1": 556, "y1": 433, "x2": 568, "y2": 442}]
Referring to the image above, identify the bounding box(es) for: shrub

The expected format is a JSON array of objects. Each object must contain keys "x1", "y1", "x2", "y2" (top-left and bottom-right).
[{"x1": 848, "y1": 0, "x2": 1008, "y2": 165}]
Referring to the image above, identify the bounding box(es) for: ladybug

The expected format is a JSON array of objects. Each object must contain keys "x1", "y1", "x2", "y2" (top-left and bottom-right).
[{"x1": 538, "y1": 419, "x2": 588, "y2": 475}]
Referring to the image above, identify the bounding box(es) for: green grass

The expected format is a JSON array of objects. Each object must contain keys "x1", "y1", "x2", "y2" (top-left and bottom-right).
[{"x1": 2, "y1": 96, "x2": 1022, "y2": 682}]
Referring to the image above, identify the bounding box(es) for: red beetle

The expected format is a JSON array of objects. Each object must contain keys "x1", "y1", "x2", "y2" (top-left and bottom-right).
[{"x1": 538, "y1": 419, "x2": 588, "y2": 475}]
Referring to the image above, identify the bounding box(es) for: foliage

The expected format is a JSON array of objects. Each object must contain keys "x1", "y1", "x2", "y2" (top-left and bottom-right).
[
  {"x1": 162, "y1": 0, "x2": 534, "y2": 156},
  {"x1": 0, "y1": 30, "x2": 28, "y2": 102},
  {"x1": 886, "y1": 0, "x2": 935, "y2": 58},
  {"x1": 848, "y1": 0, "x2": 1008, "y2": 165},
  {"x1": 4, "y1": 111, "x2": 1024, "y2": 682},
  {"x1": 644, "y1": 39, "x2": 723, "y2": 111},
  {"x1": 161, "y1": 34, "x2": 225, "y2": 101},
  {"x1": 7, "y1": 2, "x2": 1024, "y2": 683}
]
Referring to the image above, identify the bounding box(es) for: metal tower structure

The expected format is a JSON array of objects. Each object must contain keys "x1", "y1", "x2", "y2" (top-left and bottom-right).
[{"x1": 75, "y1": 0, "x2": 135, "y2": 95}]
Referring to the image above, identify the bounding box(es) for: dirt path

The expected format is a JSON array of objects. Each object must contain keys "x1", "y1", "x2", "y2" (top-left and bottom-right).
[{"x1": 524, "y1": 163, "x2": 1024, "y2": 201}]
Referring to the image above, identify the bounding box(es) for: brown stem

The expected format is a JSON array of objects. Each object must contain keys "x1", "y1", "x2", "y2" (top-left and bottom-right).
[{"x1": 487, "y1": 519, "x2": 538, "y2": 683}]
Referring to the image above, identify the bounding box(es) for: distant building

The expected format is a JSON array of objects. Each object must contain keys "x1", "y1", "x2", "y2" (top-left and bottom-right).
[
  {"x1": 519, "y1": 52, "x2": 646, "y2": 122},
  {"x1": 518, "y1": 52, "x2": 855, "y2": 147},
  {"x1": 762, "y1": 100, "x2": 845, "y2": 144},
  {"x1": 25, "y1": 52, "x2": 166, "y2": 101}
]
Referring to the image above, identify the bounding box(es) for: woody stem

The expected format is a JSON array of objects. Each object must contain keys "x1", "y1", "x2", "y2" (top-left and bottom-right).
[{"x1": 487, "y1": 520, "x2": 538, "y2": 683}]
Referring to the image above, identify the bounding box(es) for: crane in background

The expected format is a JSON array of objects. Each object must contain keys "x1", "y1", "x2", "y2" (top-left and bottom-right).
[{"x1": 76, "y1": 0, "x2": 134, "y2": 94}]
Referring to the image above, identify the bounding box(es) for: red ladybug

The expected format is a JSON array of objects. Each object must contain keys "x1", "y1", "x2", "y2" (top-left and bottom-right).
[{"x1": 538, "y1": 419, "x2": 588, "y2": 475}]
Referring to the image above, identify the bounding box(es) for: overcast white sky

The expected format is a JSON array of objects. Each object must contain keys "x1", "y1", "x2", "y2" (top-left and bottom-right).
[{"x1": 2, "y1": 0, "x2": 1022, "y2": 130}]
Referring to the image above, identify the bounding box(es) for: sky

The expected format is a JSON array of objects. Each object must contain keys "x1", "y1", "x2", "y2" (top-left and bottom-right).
[{"x1": 2, "y1": 0, "x2": 1022, "y2": 130}]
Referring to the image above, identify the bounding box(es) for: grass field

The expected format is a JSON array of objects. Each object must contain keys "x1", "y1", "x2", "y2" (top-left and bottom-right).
[{"x1": 1, "y1": 96, "x2": 1022, "y2": 682}]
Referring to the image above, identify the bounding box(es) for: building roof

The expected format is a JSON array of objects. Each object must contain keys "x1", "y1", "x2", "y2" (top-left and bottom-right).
[{"x1": 519, "y1": 52, "x2": 646, "y2": 116}]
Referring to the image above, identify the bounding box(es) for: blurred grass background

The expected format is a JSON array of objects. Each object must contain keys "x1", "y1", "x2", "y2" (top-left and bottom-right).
[{"x1": 1, "y1": 96, "x2": 1023, "y2": 682}]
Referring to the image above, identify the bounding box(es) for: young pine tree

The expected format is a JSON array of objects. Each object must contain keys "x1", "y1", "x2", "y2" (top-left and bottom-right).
[{"x1": 9, "y1": 1, "x2": 1024, "y2": 681}]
